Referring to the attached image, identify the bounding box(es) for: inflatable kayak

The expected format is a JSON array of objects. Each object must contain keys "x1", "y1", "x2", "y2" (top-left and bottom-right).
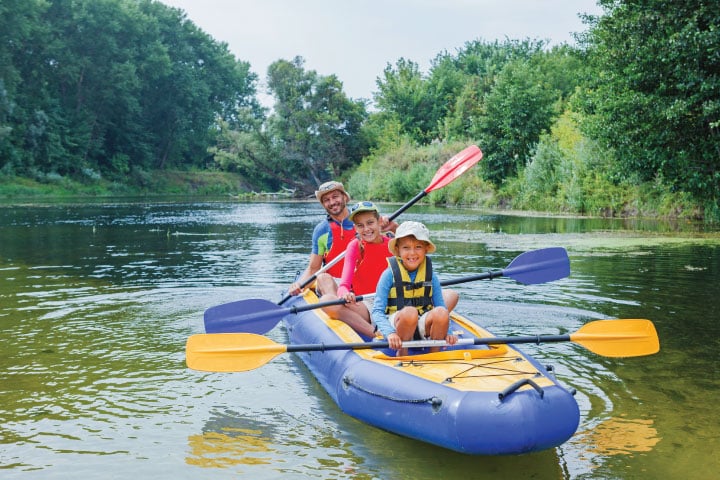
[{"x1": 282, "y1": 290, "x2": 580, "y2": 455}]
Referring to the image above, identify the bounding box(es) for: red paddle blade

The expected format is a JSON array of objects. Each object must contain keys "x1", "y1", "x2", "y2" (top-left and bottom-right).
[{"x1": 425, "y1": 145, "x2": 483, "y2": 193}]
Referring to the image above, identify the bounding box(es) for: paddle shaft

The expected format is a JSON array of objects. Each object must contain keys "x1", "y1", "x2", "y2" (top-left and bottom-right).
[
  {"x1": 203, "y1": 246, "x2": 570, "y2": 334},
  {"x1": 274, "y1": 271, "x2": 515, "y2": 321},
  {"x1": 289, "y1": 258, "x2": 566, "y2": 313},
  {"x1": 283, "y1": 334, "x2": 581, "y2": 353}
]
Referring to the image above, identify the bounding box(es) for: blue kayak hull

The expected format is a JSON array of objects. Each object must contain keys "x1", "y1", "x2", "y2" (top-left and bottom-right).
[{"x1": 283, "y1": 292, "x2": 580, "y2": 455}]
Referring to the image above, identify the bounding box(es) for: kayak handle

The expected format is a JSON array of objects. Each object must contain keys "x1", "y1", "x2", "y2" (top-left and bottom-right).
[{"x1": 498, "y1": 378, "x2": 545, "y2": 401}]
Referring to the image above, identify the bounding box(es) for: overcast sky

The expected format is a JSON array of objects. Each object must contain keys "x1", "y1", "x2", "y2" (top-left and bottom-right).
[{"x1": 159, "y1": 0, "x2": 604, "y2": 105}]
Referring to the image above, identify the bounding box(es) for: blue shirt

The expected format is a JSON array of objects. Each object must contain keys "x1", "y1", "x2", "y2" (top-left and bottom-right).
[{"x1": 371, "y1": 260, "x2": 446, "y2": 338}]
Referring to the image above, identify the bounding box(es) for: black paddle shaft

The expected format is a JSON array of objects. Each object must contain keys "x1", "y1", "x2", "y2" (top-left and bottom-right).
[{"x1": 284, "y1": 334, "x2": 574, "y2": 354}]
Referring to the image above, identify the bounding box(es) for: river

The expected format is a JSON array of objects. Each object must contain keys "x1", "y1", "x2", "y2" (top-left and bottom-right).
[{"x1": 1, "y1": 199, "x2": 719, "y2": 479}]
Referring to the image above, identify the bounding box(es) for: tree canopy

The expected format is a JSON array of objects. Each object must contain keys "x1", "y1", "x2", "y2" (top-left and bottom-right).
[
  {"x1": 2, "y1": 0, "x2": 718, "y2": 218},
  {"x1": 579, "y1": 0, "x2": 719, "y2": 202},
  {"x1": 0, "y1": 0, "x2": 261, "y2": 181}
]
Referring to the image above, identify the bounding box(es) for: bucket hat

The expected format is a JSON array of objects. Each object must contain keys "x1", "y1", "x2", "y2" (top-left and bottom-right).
[{"x1": 388, "y1": 221, "x2": 436, "y2": 254}]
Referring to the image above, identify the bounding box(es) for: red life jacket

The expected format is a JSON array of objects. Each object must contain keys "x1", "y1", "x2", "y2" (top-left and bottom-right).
[
  {"x1": 323, "y1": 219, "x2": 354, "y2": 277},
  {"x1": 351, "y1": 236, "x2": 393, "y2": 295}
]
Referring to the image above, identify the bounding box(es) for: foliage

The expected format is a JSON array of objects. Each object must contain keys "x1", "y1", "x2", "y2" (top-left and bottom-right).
[
  {"x1": 0, "y1": 0, "x2": 261, "y2": 180},
  {"x1": 347, "y1": 141, "x2": 494, "y2": 205},
  {"x1": 579, "y1": 0, "x2": 720, "y2": 207},
  {"x1": 373, "y1": 39, "x2": 551, "y2": 149},
  {"x1": 259, "y1": 57, "x2": 369, "y2": 194},
  {"x1": 2, "y1": 0, "x2": 716, "y2": 222},
  {"x1": 208, "y1": 109, "x2": 280, "y2": 191},
  {"x1": 478, "y1": 46, "x2": 584, "y2": 185},
  {"x1": 503, "y1": 111, "x2": 706, "y2": 219},
  {"x1": 371, "y1": 40, "x2": 585, "y2": 188},
  {"x1": 373, "y1": 58, "x2": 440, "y2": 144}
]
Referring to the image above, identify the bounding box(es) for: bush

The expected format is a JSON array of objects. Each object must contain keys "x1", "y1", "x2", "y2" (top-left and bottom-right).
[{"x1": 347, "y1": 140, "x2": 491, "y2": 205}]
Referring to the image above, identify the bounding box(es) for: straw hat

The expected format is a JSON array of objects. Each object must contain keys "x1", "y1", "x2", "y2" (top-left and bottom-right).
[{"x1": 315, "y1": 181, "x2": 350, "y2": 203}]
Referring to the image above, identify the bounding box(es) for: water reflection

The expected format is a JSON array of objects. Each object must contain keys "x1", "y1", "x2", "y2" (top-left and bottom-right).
[
  {"x1": 579, "y1": 417, "x2": 660, "y2": 455},
  {"x1": 186, "y1": 411, "x2": 277, "y2": 468}
]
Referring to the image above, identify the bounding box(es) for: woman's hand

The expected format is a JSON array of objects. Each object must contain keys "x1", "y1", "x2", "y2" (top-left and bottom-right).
[{"x1": 379, "y1": 215, "x2": 399, "y2": 234}]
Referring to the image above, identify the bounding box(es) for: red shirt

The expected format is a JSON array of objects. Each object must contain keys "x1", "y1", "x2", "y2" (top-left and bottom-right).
[{"x1": 337, "y1": 236, "x2": 393, "y2": 296}]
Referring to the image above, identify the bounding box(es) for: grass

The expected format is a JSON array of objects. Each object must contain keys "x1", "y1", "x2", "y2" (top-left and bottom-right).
[{"x1": 0, "y1": 170, "x2": 251, "y2": 199}]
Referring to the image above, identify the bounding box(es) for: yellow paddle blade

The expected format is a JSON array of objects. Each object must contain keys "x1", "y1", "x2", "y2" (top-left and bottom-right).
[
  {"x1": 185, "y1": 333, "x2": 287, "y2": 372},
  {"x1": 571, "y1": 319, "x2": 659, "y2": 358}
]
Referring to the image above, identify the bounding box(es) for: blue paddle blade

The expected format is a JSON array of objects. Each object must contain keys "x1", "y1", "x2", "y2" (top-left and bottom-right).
[
  {"x1": 502, "y1": 247, "x2": 570, "y2": 285},
  {"x1": 204, "y1": 298, "x2": 285, "y2": 334}
]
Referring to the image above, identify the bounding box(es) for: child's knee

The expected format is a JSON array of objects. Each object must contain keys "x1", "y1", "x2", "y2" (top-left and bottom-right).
[
  {"x1": 315, "y1": 273, "x2": 336, "y2": 295},
  {"x1": 443, "y1": 290, "x2": 459, "y2": 311},
  {"x1": 430, "y1": 307, "x2": 449, "y2": 325},
  {"x1": 398, "y1": 306, "x2": 418, "y2": 321}
]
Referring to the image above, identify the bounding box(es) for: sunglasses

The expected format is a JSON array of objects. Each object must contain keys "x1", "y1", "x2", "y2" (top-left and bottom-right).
[
  {"x1": 350, "y1": 201, "x2": 376, "y2": 212},
  {"x1": 319, "y1": 181, "x2": 343, "y2": 191}
]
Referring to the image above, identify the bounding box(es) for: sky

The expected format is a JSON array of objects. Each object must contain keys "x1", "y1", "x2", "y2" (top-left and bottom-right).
[{"x1": 159, "y1": 0, "x2": 604, "y2": 106}]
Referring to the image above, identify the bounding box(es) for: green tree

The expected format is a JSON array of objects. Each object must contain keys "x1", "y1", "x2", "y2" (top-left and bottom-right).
[
  {"x1": 0, "y1": 0, "x2": 261, "y2": 180},
  {"x1": 479, "y1": 47, "x2": 583, "y2": 184},
  {"x1": 373, "y1": 58, "x2": 438, "y2": 144},
  {"x1": 580, "y1": 0, "x2": 720, "y2": 205},
  {"x1": 264, "y1": 56, "x2": 368, "y2": 192},
  {"x1": 441, "y1": 39, "x2": 547, "y2": 140},
  {"x1": 209, "y1": 108, "x2": 280, "y2": 190}
]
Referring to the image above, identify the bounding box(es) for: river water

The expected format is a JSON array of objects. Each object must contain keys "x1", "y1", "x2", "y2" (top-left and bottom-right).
[{"x1": 1, "y1": 200, "x2": 719, "y2": 479}]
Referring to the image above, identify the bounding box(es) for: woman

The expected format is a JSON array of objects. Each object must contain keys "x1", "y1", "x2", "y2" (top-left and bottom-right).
[{"x1": 320, "y1": 201, "x2": 394, "y2": 337}]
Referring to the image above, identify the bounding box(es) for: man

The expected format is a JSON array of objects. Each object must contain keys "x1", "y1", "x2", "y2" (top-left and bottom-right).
[{"x1": 288, "y1": 181, "x2": 356, "y2": 297}]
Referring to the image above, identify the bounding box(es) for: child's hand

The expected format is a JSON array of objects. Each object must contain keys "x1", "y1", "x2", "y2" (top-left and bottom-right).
[
  {"x1": 446, "y1": 334, "x2": 458, "y2": 346},
  {"x1": 379, "y1": 215, "x2": 399, "y2": 234},
  {"x1": 387, "y1": 332, "x2": 402, "y2": 350},
  {"x1": 342, "y1": 292, "x2": 356, "y2": 303}
]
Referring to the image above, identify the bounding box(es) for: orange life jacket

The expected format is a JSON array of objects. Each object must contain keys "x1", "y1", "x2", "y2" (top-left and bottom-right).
[{"x1": 323, "y1": 219, "x2": 354, "y2": 277}]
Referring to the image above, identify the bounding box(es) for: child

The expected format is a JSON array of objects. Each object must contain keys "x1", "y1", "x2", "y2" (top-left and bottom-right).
[
  {"x1": 371, "y1": 221, "x2": 458, "y2": 356},
  {"x1": 320, "y1": 201, "x2": 396, "y2": 337}
]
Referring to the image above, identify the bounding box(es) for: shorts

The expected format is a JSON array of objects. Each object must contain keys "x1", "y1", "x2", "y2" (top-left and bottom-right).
[
  {"x1": 388, "y1": 310, "x2": 430, "y2": 340},
  {"x1": 360, "y1": 296, "x2": 375, "y2": 313}
]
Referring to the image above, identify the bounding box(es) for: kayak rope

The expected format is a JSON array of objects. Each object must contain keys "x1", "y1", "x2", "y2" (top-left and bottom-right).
[
  {"x1": 391, "y1": 356, "x2": 538, "y2": 383},
  {"x1": 342, "y1": 375, "x2": 443, "y2": 408},
  {"x1": 446, "y1": 357, "x2": 538, "y2": 381}
]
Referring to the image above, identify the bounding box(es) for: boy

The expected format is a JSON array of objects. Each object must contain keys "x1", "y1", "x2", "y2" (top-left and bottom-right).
[{"x1": 371, "y1": 221, "x2": 458, "y2": 356}]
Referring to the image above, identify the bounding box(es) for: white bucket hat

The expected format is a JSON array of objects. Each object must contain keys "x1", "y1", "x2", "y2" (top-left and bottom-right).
[{"x1": 388, "y1": 221, "x2": 436, "y2": 254}]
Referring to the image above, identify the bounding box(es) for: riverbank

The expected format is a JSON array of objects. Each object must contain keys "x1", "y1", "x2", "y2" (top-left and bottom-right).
[
  {"x1": 1, "y1": 168, "x2": 714, "y2": 223},
  {"x1": 0, "y1": 170, "x2": 251, "y2": 198}
]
